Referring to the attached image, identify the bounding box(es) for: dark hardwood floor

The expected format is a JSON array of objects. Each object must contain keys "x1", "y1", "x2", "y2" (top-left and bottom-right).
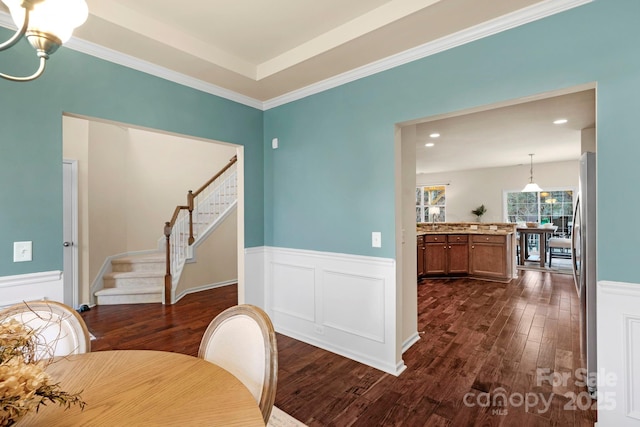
[{"x1": 81, "y1": 270, "x2": 596, "y2": 426}]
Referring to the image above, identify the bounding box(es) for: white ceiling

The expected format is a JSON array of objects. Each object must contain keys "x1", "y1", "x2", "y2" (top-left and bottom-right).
[
  {"x1": 413, "y1": 88, "x2": 596, "y2": 174},
  {"x1": 73, "y1": 0, "x2": 550, "y2": 101}
]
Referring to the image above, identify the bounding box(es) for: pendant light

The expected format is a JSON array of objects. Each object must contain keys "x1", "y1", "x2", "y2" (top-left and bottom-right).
[{"x1": 521, "y1": 153, "x2": 543, "y2": 192}]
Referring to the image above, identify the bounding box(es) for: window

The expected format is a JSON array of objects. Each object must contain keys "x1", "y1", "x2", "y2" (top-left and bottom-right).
[
  {"x1": 505, "y1": 189, "x2": 574, "y2": 236},
  {"x1": 416, "y1": 185, "x2": 446, "y2": 223}
]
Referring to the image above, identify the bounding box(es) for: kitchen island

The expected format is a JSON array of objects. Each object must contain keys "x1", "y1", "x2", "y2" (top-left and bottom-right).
[{"x1": 417, "y1": 222, "x2": 516, "y2": 282}]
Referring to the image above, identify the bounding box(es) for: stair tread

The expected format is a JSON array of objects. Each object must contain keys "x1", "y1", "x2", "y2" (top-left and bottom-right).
[
  {"x1": 112, "y1": 254, "x2": 164, "y2": 264},
  {"x1": 95, "y1": 286, "x2": 162, "y2": 296},
  {"x1": 105, "y1": 271, "x2": 164, "y2": 279}
]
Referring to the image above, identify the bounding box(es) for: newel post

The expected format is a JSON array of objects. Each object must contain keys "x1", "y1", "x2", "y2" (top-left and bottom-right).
[
  {"x1": 163, "y1": 221, "x2": 172, "y2": 305},
  {"x1": 187, "y1": 190, "x2": 195, "y2": 245}
]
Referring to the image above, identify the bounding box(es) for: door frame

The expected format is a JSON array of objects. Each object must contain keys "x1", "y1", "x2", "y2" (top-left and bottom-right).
[{"x1": 63, "y1": 159, "x2": 80, "y2": 308}]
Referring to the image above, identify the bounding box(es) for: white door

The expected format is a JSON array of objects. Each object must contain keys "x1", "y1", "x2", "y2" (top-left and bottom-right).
[{"x1": 63, "y1": 160, "x2": 79, "y2": 308}]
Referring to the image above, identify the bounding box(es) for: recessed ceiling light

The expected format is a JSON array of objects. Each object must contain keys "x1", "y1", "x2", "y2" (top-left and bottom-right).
[
  {"x1": 425, "y1": 142, "x2": 435, "y2": 147},
  {"x1": 553, "y1": 119, "x2": 568, "y2": 124},
  {"x1": 429, "y1": 133, "x2": 440, "y2": 138}
]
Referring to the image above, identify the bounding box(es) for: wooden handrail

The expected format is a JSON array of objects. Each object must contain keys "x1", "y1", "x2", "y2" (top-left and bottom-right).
[
  {"x1": 193, "y1": 155, "x2": 237, "y2": 198},
  {"x1": 163, "y1": 155, "x2": 237, "y2": 304},
  {"x1": 167, "y1": 205, "x2": 189, "y2": 229}
]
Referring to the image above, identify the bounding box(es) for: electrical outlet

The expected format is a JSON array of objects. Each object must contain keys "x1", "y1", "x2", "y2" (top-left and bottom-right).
[{"x1": 314, "y1": 325, "x2": 324, "y2": 335}]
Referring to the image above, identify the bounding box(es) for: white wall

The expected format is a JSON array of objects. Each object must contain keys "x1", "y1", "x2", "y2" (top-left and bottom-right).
[
  {"x1": 88, "y1": 121, "x2": 129, "y2": 291},
  {"x1": 176, "y1": 209, "x2": 238, "y2": 299},
  {"x1": 399, "y1": 125, "x2": 419, "y2": 352},
  {"x1": 416, "y1": 160, "x2": 579, "y2": 223},
  {"x1": 125, "y1": 129, "x2": 237, "y2": 251},
  {"x1": 62, "y1": 117, "x2": 238, "y2": 304}
]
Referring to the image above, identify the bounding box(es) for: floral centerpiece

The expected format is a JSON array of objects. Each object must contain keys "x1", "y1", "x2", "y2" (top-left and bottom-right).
[{"x1": 0, "y1": 318, "x2": 85, "y2": 426}]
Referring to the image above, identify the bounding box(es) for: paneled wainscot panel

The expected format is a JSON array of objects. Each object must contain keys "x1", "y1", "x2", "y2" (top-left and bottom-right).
[
  {"x1": 271, "y1": 262, "x2": 315, "y2": 322},
  {"x1": 262, "y1": 246, "x2": 401, "y2": 375},
  {"x1": 323, "y1": 270, "x2": 385, "y2": 342},
  {"x1": 597, "y1": 280, "x2": 640, "y2": 426},
  {"x1": 626, "y1": 315, "x2": 640, "y2": 420}
]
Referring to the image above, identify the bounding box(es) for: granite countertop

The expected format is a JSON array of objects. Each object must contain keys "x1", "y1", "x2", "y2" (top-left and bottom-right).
[
  {"x1": 418, "y1": 229, "x2": 514, "y2": 236},
  {"x1": 416, "y1": 222, "x2": 516, "y2": 236}
]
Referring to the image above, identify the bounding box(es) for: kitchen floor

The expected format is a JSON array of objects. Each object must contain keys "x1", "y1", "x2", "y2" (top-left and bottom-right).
[{"x1": 519, "y1": 252, "x2": 573, "y2": 275}]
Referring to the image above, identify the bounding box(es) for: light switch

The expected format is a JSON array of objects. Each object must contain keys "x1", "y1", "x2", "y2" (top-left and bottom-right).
[
  {"x1": 13, "y1": 241, "x2": 32, "y2": 262},
  {"x1": 372, "y1": 232, "x2": 381, "y2": 248},
  {"x1": 272, "y1": 138, "x2": 278, "y2": 149}
]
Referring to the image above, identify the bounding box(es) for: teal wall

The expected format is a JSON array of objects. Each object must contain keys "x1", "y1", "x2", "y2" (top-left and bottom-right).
[
  {"x1": 3, "y1": 0, "x2": 640, "y2": 286},
  {"x1": 0, "y1": 34, "x2": 263, "y2": 277},
  {"x1": 263, "y1": 0, "x2": 640, "y2": 284}
]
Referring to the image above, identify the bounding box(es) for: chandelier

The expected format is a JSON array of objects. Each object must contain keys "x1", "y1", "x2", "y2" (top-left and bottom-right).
[{"x1": 0, "y1": 0, "x2": 88, "y2": 81}]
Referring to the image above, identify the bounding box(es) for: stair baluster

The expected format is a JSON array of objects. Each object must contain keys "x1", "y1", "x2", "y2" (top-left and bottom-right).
[{"x1": 163, "y1": 155, "x2": 238, "y2": 304}]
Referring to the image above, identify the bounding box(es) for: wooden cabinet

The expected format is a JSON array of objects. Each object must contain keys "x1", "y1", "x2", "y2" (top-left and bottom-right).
[
  {"x1": 417, "y1": 235, "x2": 426, "y2": 277},
  {"x1": 425, "y1": 235, "x2": 447, "y2": 275},
  {"x1": 469, "y1": 234, "x2": 511, "y2": 280},
  {"x1": 447, "y1": 234, "x2": 469, "y2": 274},
  {"x1": 417, "y1": 232, "x2": 511, "y2": 281},
  {"x1": 424, "y1": 234, "x2": 468, "y2": 276}
]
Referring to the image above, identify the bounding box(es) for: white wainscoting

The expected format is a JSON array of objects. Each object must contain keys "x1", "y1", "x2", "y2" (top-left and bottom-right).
[
  {"x1": 247, "y1": 246, "x2": 403, "y2": 375},
  {"x1": 245, "y1": 247, "x2": 265, "y2": 306},
  {"x1": 597, "y1": 280, "x2": 640, "y2": 426},
  {"x1": 0, "y1": 271, "x2": 64, "y2": 308}
]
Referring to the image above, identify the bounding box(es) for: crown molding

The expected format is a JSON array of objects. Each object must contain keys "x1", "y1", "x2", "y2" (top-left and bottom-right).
[
  {"x1": 263, "y1": 0, "x2": 593, "y2": 110},
  {"x1": 63, "y1": 37, "x2": 264, "y2": 110},
  {"x1": 1, "y1": 0, "x2": 592, "y2": 112},
  {"x1": 0, "y1": 12, "x2": 263, "y2": 110}
]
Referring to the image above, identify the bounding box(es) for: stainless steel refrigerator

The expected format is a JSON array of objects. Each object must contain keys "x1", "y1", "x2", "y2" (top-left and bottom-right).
[{"x1": 571, "y1": 151, "x2": 597, "y2": 396}]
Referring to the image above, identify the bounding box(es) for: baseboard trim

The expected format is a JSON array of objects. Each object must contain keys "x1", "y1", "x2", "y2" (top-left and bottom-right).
[
  {"x1": 174, "y1": 279, "x2": 237, "y2": 303},
  {"x1": 402, "y1": 332, "x2": 421, "y2": 354},
  {"x1": 276, "y1": 325, "x2": 405, "y2": 376}
]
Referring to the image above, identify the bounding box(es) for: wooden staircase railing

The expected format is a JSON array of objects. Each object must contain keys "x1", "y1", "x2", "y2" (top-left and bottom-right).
[{"x1": 163, "y1": 155, "x2": 237, "y2": 304}]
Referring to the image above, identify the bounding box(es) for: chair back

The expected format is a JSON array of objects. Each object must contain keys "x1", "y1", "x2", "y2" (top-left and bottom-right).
[
  {"x1": 198, "y1": 304, "x2": 277, "y2": 423},
  {"x1": 1, "y1": 301, "x2": 91, "y2": 359}
]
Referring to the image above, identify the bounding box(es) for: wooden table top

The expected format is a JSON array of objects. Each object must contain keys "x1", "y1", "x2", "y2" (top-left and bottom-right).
[
  {"x1": 516, "y1": 226, "x2": 557, "y2": 233},
  {"x1": 17, "y1": 350, "x2": 264, "y2": 426}
]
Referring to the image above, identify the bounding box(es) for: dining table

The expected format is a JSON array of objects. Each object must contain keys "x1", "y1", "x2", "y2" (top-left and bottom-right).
[
  {"x1": 517, "y1": 225, "x2": 558, "y2": 268},
  {"x1": 17, "y1": 350, "x2": 265, "y2": 426}
]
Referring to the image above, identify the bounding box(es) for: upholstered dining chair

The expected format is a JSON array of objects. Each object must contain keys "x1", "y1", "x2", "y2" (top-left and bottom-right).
[
  {"x1": 198, "y1": 304, "x2": 278, "y2": 423},
  {"x1": 548, "y1": 236, "x2": 572, "y2": 266},
  {"x1": 0, "y1": 300, "x2": 91, "y2": 359}
]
